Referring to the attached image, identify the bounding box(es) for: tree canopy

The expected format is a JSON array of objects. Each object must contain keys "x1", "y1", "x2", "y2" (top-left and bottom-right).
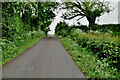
[
  {"x1": 62, "y1": 0, "x2": 111, "y2": 29},
  {"x1": 2, "y1": 2, "x2": 58, "y2": 37}
]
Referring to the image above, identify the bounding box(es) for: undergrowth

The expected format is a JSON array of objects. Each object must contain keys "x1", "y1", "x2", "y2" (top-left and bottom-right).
[{"x1": 60, "y1": 36, "x2": 120, "y2": 79}]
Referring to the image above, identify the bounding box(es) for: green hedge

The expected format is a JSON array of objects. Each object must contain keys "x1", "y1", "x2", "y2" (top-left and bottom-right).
[
  {"x1": 72, "y1": 24, "x2": 120, "y2": 36},
  {"x1": 60, "y1": 36, "x2": 120, "y2": 78},
  {"x1": 55, "y1": 22, "x2": 72, "y2": 37},
  {"x1": 2, "y1": 30, "x2": 45, "y2": 65},
  {"x1": 70, "y1": 29, "x2": 120, "y2": 71},
  {"x1": 92, "y1": 24, "x2": 120, "y2": 35},
  {"x1": 2, "y1": 13, "x2": 46, "y2": 65},
  {"x1": 93, "y1": 24, "x2": 120, "y2": 31},
  {"x1": 56, "y1": 27, "x2": 120, "y2": 78}
]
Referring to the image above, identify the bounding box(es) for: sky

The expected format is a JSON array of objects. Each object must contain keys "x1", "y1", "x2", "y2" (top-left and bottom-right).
[{"x1": 48, "y1": 0, "x2": 120, "y2": 34}]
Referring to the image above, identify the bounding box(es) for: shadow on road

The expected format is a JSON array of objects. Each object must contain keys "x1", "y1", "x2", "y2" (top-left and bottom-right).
[{"x1": 43, "y1": 36, "x2": 59, "y2": 41}]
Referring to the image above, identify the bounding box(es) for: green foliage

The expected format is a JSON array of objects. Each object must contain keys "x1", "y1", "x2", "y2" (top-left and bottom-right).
[
  {"x1": 72, "y1": 24, "x2": 89, "y2": 32},
  {"x1": 62, "y1": 0, "x2": 111, "y2": 28},
  {"x1": 56, "y1": 25, "x2": 120, "y2": 78},
  {"x1": 2, "y1": 2, "x2": 58, "y2": 35},
  {"x1": 55, "y1": 22, "x2": 73, "y2": 37},
  {"x1": 92, "y1": 24, "x2": 120, "y2": 36},
  {"x1": 68, "y1": 29, "x2": 120, "y2": 71},
  {"x1": 2, "y1": 30, "x2": 45, "y2": 65},
  {"x1": 2, "y1": 11, "x2": 45, "y2": 65},
  {"x1": 60, "y1": 36, "x2": 120, "y2": 78},
  {"x1": 2, "y1": 2, "x2": 38, "y2": 28},
  {"x1": 2, "y1": 14, "x2": 24, "y2": 40},
  {"x1": 72, "y1": 24, "x2": 120, "y2": 36},
  {"x1": 38, "y1": 2, "x2": 58, "y2": 35},
  {"x1": 2, "y1": 2, "x2": 58, "y2": 65}
]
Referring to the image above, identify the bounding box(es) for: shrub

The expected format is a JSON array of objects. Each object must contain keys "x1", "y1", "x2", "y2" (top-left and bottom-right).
[
  {"x1": 92, "y1": 24, "x2": 120, "y2": 36},
  {"x1": 55, "y1": 22, "x2": 73, "y2": 37},
  {"x1": 2, "y1": 30, "x2": 45, "y2": 65},
  {"x1": 69, "y1": 29, "x2": 120, "y2": 71},
  {"x1": 60, "y1": 36, "x2": 120, "y2": 78}
]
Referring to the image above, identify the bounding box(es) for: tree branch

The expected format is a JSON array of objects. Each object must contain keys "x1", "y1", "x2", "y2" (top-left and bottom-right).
[
  {"x1": 75, "y1": 1, "x2": 86, "y2": 14},
  {"x1": 64, "y1": 13, "x2": 82, "y2": 20},
  {"x1": 72, "y1": 8, "x2": 85, "y2": 16},
  {"x1": 77, "y1": 16, "x2": 85, "y2": 21}
]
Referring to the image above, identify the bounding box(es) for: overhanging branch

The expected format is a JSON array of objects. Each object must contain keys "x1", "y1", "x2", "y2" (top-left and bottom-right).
[
  {"x1": 75, "y1": 0, "x2": 85, "y2": 13},
  {"x1": 77, "y1": 16, "x2": 85, "y2": 21},
  {"x1": 72, "y1": 8, "x2": 85, "y2": 16},
  {"x1": 64, "y1": 13, "x2": 82, "y2": 20}
]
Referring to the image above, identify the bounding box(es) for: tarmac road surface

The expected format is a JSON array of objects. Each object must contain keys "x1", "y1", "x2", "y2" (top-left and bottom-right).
[{"x1": 2, "y1": 36, "x2": 85, "y2": 78}]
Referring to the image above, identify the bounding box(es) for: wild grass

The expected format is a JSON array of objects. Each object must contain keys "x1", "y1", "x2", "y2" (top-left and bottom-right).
[
  {"x1": 2, "y1": 31, "x2": 45, "y2": 66},
  {"x1": 74, "y1": 29, "x2": 120, "y2": 46},
  {"x1": 60, "y1": 36, "x2": 120, "y2": 78}
]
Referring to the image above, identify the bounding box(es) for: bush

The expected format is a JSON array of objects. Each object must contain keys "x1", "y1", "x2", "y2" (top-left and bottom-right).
[
  {"x1": 60, "y1": 36, "x2": 120, "y2": 78},
  {"x1": 56, "y1": 22, "x2": 120, "y2": 78},
  {"x1": 2, "y1": 30, "x2": 45, "y2": 65},
  {"x1": 55, "y1": 22, "x2": 73, "y2": 37},
  {"x1": 2, "y1": 7, "x2": 46, "y2": 65},
  {"x1": 69, "y1": 29, "x2": 120, "y2": 71},
  {"x1": 73, "y1": 25, "x2": 89, "y2": 32},
  {"x1": 92, "y1": 24, "x2": 120, "y2": 36},
  {"x1": 72, "y1": 24, "x2": 120, "y2": 36}
]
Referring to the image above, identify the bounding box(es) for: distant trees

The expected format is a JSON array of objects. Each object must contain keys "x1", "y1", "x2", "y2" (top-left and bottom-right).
[
  {"x1": 55, "y1": 22, "x2": 72, "y2": 36},
  {"x1": 62, "y1": 0, "x2": 111, "y2": 29}
]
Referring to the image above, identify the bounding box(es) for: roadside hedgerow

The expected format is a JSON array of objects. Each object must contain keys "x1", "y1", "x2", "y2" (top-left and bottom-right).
[{"x1": 60, "y1": 36, "x2": 120, "y2": 78}]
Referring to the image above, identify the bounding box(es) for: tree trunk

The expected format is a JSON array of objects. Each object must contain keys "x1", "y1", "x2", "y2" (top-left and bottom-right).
[{"x1": 86, "y1": 16, "x2": 96, "y2": 30}]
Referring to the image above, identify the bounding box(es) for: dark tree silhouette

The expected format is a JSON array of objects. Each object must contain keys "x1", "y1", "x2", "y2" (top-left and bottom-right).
[{"x1": 62, "y1": 0, "x2": 111, "y2": 29}]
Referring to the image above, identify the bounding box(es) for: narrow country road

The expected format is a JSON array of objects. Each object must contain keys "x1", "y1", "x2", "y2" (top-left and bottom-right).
[{"x1": 2, "y1": 36, "x2": 85, "y2": 78}]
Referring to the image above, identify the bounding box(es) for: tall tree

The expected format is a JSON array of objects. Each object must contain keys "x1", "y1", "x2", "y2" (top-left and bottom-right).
[
  {"x1": 38, "y1": 2, "x2": 58, "y2": 35},
  {"x1": 2, "y1": 2, "x2": 58, "y2": 36},
  {"x1": 62, "y1": 0, "x2": 111, "y2": 29}
]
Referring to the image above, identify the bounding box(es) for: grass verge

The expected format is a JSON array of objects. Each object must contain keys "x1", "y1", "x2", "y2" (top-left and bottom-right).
[
  {"x1": 60, "y1": 36, "x2": 120, "y2": 79},
  {"x1": 2, "y1": 33, "x2": 45, "y2": 66}
]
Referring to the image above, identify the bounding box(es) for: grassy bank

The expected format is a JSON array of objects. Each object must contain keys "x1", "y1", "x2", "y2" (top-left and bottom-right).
[
  {"x1": 70, "y1": 29, "x2": 120, "y2": 70},
  {"x1": 72, "y1": 29, "x2": 120, "y2": 46},
  {"x1": 2, "y1": 13, "x2": 46, "y2": 66},
  {"x1": 2, "y1": 30, "x2": 45, "y2": 66},
  {"x1": 56, "y1": 22, "x2": 120, "y2": 78},
  {"x1": 60, "y1": 36, "x2": 120, "y2": 78}
]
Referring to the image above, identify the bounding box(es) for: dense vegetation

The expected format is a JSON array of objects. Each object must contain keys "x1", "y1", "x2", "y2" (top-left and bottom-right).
[
  {"x1": 56, "y1": 22, "x2": 120, "y2": 78},
  {"x1": 2, "y1": 2, "x2": 57, "y2": 65},
  {"x1": 92, "y1": 24, "x2": 120, "y2": 36},
  {"x1": 1, "y1": 1, "x2": 120, "y2": 79},
  {"x1": 55, "y1": 0, "x2": 120, "y2": 78},
  {"x1": 73, "y1": 24, "x2": 120, "y2": 35}
]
